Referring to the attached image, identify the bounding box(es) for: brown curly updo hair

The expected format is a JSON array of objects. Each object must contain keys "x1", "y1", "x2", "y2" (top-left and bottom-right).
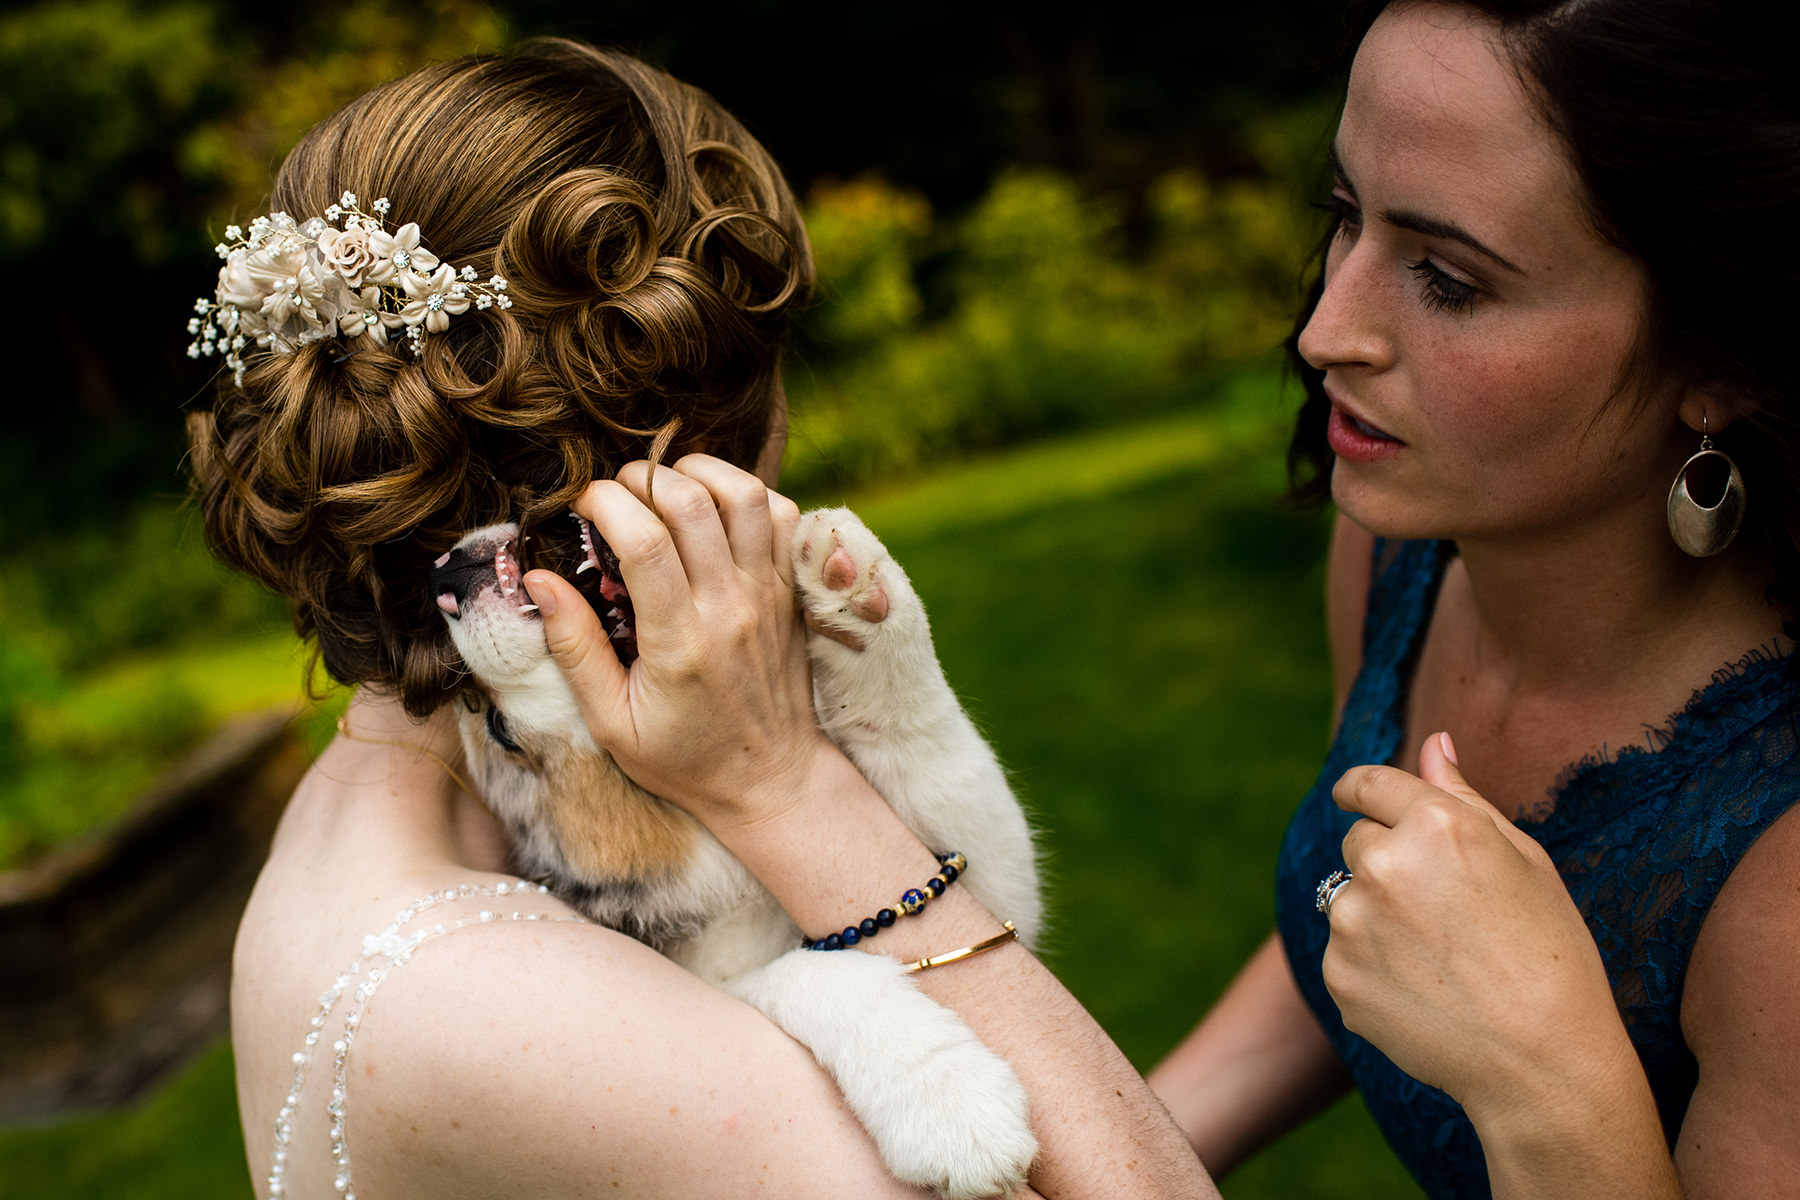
[{"x1": 188, "y1": 40, "x2": 813, "y2": 717}]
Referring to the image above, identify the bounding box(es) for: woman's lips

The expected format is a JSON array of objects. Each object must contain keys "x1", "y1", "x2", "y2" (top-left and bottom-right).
[{"x1": 1326, "y1": 404, "x2": 1404, "y2": 462}]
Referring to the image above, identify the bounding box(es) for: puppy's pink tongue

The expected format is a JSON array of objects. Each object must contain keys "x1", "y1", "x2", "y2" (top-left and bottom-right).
[{"x1": 436, "y1": 592, "x2": 459, "y2": 617}]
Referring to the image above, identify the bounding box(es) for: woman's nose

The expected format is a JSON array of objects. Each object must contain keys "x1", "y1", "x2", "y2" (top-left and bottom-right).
[{"x1": 1297, "y1": 238, "x2": 1391, "y2": 373}]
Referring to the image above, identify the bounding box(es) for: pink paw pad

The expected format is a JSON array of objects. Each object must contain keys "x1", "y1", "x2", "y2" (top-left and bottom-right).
[
  {"x1": 850, "y1": 585, "x2": 888, "y2": 624},
  {"x1": 822, "y1": 540, "x2": 889, "y2": 625},
  {"x1": 822, "y1": 542, "x2": 857, "y2": 591}
]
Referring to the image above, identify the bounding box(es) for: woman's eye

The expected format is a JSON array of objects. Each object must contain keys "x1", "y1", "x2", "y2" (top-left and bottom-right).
[
  {"x1": 1311, "y1": 193, "x2": 1363, "y2": 238},
  {"x1": 1407, "y1": 258, "x2": 1480, "y2": 315},
  {"x1": 485, "y1": 703, "x2": 522, "y2": 753}
]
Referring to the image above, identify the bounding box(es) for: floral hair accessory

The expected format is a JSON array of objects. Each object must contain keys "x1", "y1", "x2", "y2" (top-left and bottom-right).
[{"x1": 187, "y1": 193, "x2": 512, "y2": 385}]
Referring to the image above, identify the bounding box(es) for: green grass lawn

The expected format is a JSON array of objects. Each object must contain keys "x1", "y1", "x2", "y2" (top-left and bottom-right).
[{"x1": 0, "y1": 392, "x2": 1422, "y2": 1198}]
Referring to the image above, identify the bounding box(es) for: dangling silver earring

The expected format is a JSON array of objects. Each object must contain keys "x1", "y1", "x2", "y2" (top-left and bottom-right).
[{"x1": 1666, "y1": 414, "x2": 1746, "y2": 557}]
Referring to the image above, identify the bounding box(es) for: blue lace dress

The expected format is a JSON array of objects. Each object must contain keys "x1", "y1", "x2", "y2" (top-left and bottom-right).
[{"x1": 1275, "y1": 539, "x2": 1800, "y2": 1199}]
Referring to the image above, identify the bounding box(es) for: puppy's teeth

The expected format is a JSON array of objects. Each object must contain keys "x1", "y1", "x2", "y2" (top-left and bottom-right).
[
  {"x1": 519, "y1": 604, "x2": 539, "y2": 614},
  {"x1": 575, "y1": 560, "x2": 595, "y2": 574}
]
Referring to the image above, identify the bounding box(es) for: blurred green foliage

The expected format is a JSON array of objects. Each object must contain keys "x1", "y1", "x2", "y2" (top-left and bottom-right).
[
  {"x1": 0, "y1": 503, "x2": 295, "y2": 869},
  {"x1": 0, "y1": 1, "x2": 232, "y2": 263},
  {"x1": 0, "y1": 0, "x2": 511, "y2": 545},
  {"x1": 785, "y1": 148, "x2": 1321, "y2": 493},
  {"x1": 0, "y1": 0, "x2": 505, "y2": 267}
]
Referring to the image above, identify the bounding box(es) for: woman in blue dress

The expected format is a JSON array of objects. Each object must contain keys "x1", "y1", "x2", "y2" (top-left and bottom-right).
[{"x1": 1145, "y1": 1, "x2": 1800, "y2": 1195}]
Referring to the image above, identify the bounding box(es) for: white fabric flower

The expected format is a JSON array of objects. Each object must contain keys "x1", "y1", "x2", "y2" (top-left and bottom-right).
[
  {"x1": 366, "y1": 223, "x2": 440, "y2": 284},
  {"x1": 361, "y1": 928, "x2": 421, "y2": 960},
  {"x1": 400, "y1": 264, "x2": 471, "y2": 333},
  {"x1": 254, "y1": 241, "x2": 341, "y2": 351},
  {"x1": 216, "y1": 249, "x2": 266, "y2": 311},
  {"x1": 338, "y1": 287, "x2": 406, "y2": 346}
]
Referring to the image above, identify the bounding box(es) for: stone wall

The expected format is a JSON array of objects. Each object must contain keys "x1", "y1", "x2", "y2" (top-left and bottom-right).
[{"x1": 0, "y1": 710, "x2": 307, "y2": 1122}]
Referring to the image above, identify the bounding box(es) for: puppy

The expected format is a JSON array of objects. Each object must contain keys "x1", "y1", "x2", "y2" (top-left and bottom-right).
[{"x1": 430, "y1": 508, "x2": 1042, "y2": 1199}]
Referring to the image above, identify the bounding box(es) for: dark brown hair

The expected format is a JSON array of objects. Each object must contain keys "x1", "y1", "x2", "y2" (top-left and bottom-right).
[
  {"x1": 1287, "y1": 0, "x2": 1800, "y2": 631},
  {"x1": 188, "y1": 40, "x2": 813, "y2": 715}
]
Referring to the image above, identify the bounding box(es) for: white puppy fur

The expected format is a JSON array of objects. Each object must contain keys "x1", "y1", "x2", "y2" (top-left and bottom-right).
[{"x1": 434, "y1": 508, "x2": 1042, "y2": 1198}]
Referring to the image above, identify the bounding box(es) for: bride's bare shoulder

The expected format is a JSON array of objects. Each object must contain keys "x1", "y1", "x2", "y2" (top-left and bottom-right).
[
  {"x1": 250, "y1": 884, "x2": 919, "y2": 1199},
  {"x1": 230, "y1": 742, "x2": 921, "y2": 1198}
]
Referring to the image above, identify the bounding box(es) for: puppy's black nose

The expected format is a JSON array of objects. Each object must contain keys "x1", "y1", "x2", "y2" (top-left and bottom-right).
[{"x1": 430, "y1": 546, "x2": 488, "y2": 619}]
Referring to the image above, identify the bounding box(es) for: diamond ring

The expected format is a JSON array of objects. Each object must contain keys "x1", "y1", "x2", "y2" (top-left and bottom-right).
[{"x1": 1315, "y1": 869, "x2": 1353, "y2": 916}]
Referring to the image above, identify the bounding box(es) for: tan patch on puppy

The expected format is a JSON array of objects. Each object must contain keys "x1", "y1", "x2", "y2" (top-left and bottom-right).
[{"x1": 540, "y1": 750, "x2": 698, "y2": 880}]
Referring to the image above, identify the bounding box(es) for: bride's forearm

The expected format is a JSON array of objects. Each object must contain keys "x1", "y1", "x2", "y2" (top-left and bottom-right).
[{"x1": 714, "y1": 745, "x2": 1219, "y2": 1200}]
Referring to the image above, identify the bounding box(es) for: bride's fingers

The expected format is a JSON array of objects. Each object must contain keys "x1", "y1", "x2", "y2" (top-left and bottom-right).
[
  {"x1": 672, "y1": 454, "x2": 775, "y2": 582},
  {"x1": 522, "y1": 567, "x2": 633, "y2": 744},
  {"x1": 613, "y1": 462, "x2": 738, "y2": 602},
  {"x1": 768, "y1": 489, "x2": 801, "y2": 591},
  {"x1": 569, "y1": 479, "x2": 699, "y2": 632}
]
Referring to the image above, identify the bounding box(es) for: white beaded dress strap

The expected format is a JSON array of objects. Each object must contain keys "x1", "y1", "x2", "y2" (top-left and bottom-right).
[{"x1": 267, "y1": 880, "x2": 586, "y2": 1200}]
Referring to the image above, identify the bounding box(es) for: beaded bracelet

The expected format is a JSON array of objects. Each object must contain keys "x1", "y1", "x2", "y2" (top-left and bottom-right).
[{"x1": 803, "y1": 851, "x2": 967, "y2": 951}]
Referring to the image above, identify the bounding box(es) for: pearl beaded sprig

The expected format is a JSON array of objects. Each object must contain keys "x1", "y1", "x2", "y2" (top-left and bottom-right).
[{"x1": 267, "y1": 881, "x2": 585, "y2": 1200}]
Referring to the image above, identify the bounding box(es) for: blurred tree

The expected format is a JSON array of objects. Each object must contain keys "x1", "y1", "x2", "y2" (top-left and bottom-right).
[
  {"x1": 0, "y1": 0, "x2": 506, "y2": 539},
  {"x1": 3, "y1": 0, "x2": 1351, "y2": 538}
]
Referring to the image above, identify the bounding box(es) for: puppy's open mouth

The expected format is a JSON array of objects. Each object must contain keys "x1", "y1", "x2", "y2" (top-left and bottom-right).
[
  {"x1": 568, "y1": 513, "x2": 638, "y2": 666},
  {"x1": 431, "y1": 516, "x2": 639, "y2": 667},
  {"x1": 431, "y1": 535, "x2": 527, "y2": 619}
]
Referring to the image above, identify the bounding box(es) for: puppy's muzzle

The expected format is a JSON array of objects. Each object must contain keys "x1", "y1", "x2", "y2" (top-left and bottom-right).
[{"x1": 431, "y1": 528, "x2": 526, "y2": 619}]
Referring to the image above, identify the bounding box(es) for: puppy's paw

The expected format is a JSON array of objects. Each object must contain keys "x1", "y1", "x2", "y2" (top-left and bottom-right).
[
  {"x1": 730, "y1": 949, "x2": 1035, "y2": 1199},
  {"x1": 793, "y1": 507, "x2": 905, "y2": 652},
  {"x1": 864, "y1": 1044, "x2": 1038, "y2": 1200}
]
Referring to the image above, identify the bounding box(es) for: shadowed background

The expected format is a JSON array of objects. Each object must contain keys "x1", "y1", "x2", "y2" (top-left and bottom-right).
[{"x1": 0, "y1": 2, "x2": 1425, "y2": 1195}]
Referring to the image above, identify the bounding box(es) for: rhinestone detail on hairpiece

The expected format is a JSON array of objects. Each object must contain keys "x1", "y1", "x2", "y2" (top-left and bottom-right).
[{"x1": 189, "y1": 192, "x2": 512, "y2": 387}]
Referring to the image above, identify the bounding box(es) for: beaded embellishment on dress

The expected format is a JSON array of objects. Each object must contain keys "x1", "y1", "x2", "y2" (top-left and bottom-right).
[{"x1": 267, "y1": 881, "x2": 587, "y2": 1200}]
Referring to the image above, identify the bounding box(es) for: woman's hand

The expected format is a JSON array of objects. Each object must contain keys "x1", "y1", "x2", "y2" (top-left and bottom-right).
[
  {"x1": 520, "y1": 455, "x2": 836, "y2": 830},
  {"x1": 1325, "y1": 733, "x2": 1638, "y2": 1125}
]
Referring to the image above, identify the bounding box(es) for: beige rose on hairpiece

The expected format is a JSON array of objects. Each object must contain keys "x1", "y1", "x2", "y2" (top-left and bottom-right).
[{"x1": 317, "y1": 226, "x2": 376, "y2": 287}]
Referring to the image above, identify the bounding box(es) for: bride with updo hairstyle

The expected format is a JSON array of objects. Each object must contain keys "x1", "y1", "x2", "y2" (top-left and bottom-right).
[
  {"x1": 189, "y1": 39, "x2": 810, "y2": 717},
  {"x1": 199, "y1": 40, "x2": 1214, "y2": 1200}
]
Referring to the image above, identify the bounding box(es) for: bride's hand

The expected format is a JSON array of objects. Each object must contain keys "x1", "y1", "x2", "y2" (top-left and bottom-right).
[{"x1": 520, "y1": 455, "x2": 836, "y2": 830}]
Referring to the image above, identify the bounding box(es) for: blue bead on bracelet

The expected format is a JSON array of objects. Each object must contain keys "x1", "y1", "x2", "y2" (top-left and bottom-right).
[{"x1": 804, "y1": 852, "x2": 966, "y2": 951}]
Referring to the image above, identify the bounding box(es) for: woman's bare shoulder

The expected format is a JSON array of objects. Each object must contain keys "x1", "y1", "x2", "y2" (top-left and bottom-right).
[
  {"x1": 232, "y1": 725, "x2": 925, "y2": 1197},
  {"x1": 341, "y1": 914, "x2": 926, "y2": 1199},
  {"x1": 1678, "y1": 800, "x2": 1800, "y2": 1192}
]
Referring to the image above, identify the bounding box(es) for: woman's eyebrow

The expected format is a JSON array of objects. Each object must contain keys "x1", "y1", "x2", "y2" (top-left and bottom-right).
[{"x1": 1328, "y1": 142, "x2": 1527, "y2": 276}]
